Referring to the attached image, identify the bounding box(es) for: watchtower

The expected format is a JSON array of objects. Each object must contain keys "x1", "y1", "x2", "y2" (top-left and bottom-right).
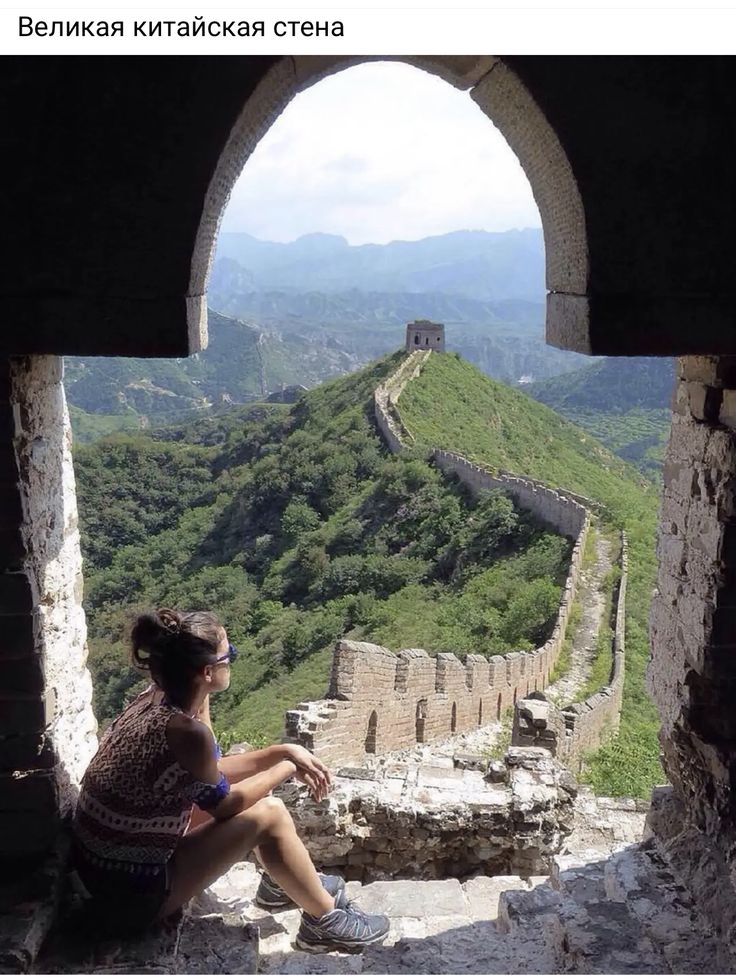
[{"x1": 405, "y1": 319, "x2": 445, "y2": 352}]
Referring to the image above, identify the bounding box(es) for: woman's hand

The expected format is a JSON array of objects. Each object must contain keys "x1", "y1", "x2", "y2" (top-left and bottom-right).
[{"x1": 282, "y1": 744, "x2": 332, "y2": 801}]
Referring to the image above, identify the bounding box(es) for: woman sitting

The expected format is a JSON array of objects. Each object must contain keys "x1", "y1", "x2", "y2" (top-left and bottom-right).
[{"x1": 71, "y1": 608, "x2": 389, "y2": 953}]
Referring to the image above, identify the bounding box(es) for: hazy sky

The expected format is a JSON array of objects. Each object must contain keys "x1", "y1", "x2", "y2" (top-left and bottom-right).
[{"x1": 220, "y1": 61, "x2": 541, "y2": 245}]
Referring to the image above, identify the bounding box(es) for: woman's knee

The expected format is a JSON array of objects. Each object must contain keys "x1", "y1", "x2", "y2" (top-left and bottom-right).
[{"x1": 247, "y1": 795, "x2": 293, "y2": 835}]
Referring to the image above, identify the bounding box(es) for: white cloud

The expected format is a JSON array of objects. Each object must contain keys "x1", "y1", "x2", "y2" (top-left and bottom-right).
[{"x1": 220, "y1": 61, "x2": 541, "y2": 245}]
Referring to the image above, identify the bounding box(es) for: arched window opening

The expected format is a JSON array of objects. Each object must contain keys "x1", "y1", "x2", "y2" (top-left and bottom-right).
[
  {"x1": 414, "y1": 334, "x2": 419, "y2": 345},
  {"x1": 451, "y1": 701, "x2": 457, "y2": 733},
  {"x1": 425, "y1": 337, "x2": 429, "y2": 345},
  {"x1": 415, "y1": 698, "x2": 427, "y2": 743},
  {"x1": 497, "y1": 693, "x2": 502, "y2": 719},
  {"x1": 478, "y1": 700, "x2": 483, "y2": 727},
  {"x1": 513, "y1": 687, "x2": 517, "y2": 706},
  {"x1": 365, "y1": 710, "x2": 378, "y2": 754}
]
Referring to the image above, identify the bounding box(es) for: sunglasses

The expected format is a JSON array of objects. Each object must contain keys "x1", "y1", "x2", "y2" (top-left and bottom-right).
[{"x1": 214, "y1": 642, "x2": 238, "y2": 666}]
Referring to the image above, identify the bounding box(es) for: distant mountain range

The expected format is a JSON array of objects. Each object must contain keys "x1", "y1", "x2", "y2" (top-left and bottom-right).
[
  {"x1": 214, "y1": 228, "x2": 546, "y2": 302},
  {"x1": 65, "y1": 229, "x2": 602, "y2": 439}
]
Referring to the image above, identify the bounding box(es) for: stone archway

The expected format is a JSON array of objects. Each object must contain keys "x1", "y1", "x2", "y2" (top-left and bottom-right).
[
  {"x1": 188, "y1": 55, "x2": 588, "y2": 356},
  {"x1": 6, "y1": 58, "x2": 736, "y2": 947}
]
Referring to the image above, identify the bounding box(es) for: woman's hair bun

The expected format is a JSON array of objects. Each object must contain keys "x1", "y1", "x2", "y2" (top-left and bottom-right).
[{"x1": 158, "y1": 608, "x2": 182, "y2": 636}]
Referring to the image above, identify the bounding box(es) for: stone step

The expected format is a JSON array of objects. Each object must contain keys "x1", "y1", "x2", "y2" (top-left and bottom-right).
[
  {"x1": 35, "y1": 901, "x2": 259, "y2": 975},
  {"x1": 546, "y1": 846, "x2": 667, "y2": 973},
  {"x1": 496, "y1": 884, "x2": 563, "y2": 974},
  {"x1": 604, "y1": 841, "x2": 724, "y2": 974}
]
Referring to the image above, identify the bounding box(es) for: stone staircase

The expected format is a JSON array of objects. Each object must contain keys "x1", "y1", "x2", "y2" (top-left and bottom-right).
[
  {"x1": 31, "y1": 837, "x2": 727, "y2": 974},
  {"x1": 499, "y1": 839, "x2": 724, "y2": 974}
]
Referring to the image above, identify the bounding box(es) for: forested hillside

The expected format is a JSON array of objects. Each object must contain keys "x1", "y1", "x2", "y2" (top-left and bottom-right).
[
  {"x1": 65, "y1": 310, "x2": 357, "y2": 439},
  {"x1": 400, "y1": 353, "x2": 662, "y2": 796},
  {"x1": 526, "y1": 357, "x2": 675, "y2": 478},
  {"x1": 76, "y1": 348, "x2": 663, "y2": 796},
  {"x1": 77, "y1": 354, "x2": 571, "y2": 746}
]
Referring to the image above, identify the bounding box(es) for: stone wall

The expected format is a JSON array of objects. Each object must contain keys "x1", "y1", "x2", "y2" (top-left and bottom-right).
[
  {"x1": 373, "y1": 349, "x2": 431, "y2": 453},
  {"x1": 0, "y1": 356, "x2": 97, "y2": 862},
  {"x1": 646, "y1": 355, "x2": 736, "y2": 953},
  {"x1": 513, "y1": 533, "x2": 628, "y2": 771},
  {"x1": 375, "y1": 352, "x2": 593, "y2": 540},
  {"x1": 434, "y1": 450, "x2": 591, "y2": 540},
  {"x1": 285, "y1": 512, "x2": 589, "y2": 765},
  {"x1": 286, "y1": 352, "x2": 594, "y2": 766},
  {"x1": 277, "y1": 747, "x2": 577, "y2": 881}
]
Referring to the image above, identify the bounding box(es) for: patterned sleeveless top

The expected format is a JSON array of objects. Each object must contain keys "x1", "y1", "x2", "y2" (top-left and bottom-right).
[{"x1": 73, "y1": 687, "x2": 224, "y2": 872}]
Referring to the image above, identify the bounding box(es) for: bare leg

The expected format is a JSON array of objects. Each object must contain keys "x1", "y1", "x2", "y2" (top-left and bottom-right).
[{"x1": 160, "y1": 796, "x2": 334, "y2": 919}]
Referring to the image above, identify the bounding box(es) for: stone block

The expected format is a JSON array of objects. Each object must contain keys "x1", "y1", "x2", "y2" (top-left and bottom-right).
[
  {"x1": 719, "y1": 387, "x2": 736, "y2": 430},
  {"x1": 351, "y1": 878, "x2": 467, "y2": 917},
  {"x1": 0, "y1": 810, "x2": 58, "y2": 859},
  {"x1": 679, "y1": 355, "x2": 736, "y2": 387},
  {"x1": 0, "y1": 527, "x2": 26, "y2": 571},
  {"x1": 687, "y1": 381, "x2": 722, "y2": 422},
  {"x1": 0, "y1": 732, "x2": 55, "y2": 772},
  {"x1": 0, "y1": 654, "x2": 44, "y2": 695},
  {"x1": 0, "y1": 571, "x2": 36, "y2": 614},
  {"x1": 0, "y1": 688, "x2": 55, "y2": 735}
]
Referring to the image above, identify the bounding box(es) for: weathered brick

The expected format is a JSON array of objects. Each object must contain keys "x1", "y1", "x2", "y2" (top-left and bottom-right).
[
  {"x1": 0, "y1": 689, "x2": 55, "y2": 735},
  {"x1": 0, "y1": 732, "x2": 55, "y2": 772},
  {"x1": 0, "y1": 770, "x2": 57, "y2": 813},
  {"x1": 0, "y1": 572, "x2": 34, "y2": 615},
  {"x1": 687, "y1": 382, "x2": 723, "y2": 423},
  {"x1": 0, "y1": 654, "x2": 44, "y2": 695},
  {"x1": 0, "y1": 527, "x2": 26, "y2": 571}
]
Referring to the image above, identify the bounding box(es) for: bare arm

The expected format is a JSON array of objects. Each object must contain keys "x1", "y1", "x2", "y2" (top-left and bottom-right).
[
  {"x1": 167, "y1": 717, "x2": 298, "y2": 820},
  {"x1": 219, "y1": 745, "x2": 291, "y2": 780},
  {"x1": 220, "y1": 743, "x2": 332, "y2": 801}
]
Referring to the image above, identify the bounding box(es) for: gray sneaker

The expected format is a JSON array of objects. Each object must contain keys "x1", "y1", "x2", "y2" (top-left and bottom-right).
[
  {"x1": 295, "y1": 902, "x2": 390, "y2": 953},
  {"x1": 255, "y1": 872, "x2": 347, "y2": 910}
]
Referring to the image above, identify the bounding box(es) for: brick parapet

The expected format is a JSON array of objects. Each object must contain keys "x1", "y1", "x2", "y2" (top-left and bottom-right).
[
  {"x1": 285, "y1": 503, "x2": 590, "y2": 764},
  {"x1": 434, "y1": 450, "x2": 590, "y2": 540},
  {"x1": 512, "y1": 531, "x2": 628, "y2": 771}
]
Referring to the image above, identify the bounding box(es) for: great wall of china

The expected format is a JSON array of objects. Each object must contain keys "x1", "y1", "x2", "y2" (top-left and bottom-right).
[{"x1": 285, "y1": 348, "x2": 627, "y2": 772}]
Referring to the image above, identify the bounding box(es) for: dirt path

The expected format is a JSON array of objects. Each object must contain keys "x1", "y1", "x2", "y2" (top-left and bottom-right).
[{"x1": 545, "y1": 524, "x2": 614, "y2": 707}]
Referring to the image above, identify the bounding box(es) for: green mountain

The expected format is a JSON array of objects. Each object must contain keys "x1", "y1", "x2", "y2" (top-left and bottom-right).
[
  {"x1": 65, "y1": 309, "x2": 359, "y2": 437},
  {"x1": 75, "y1": 350, "x2": 662, "y2": 796},
  {"x1": 65, "y1": 231, "x2": 595, "y2": 444},
  {"x1": 400, "y1": 352, "x2": 662, "y2": 795},
  {"x1": 77, "y1": 354, "x2": 572, "y2": 747},
  {"x1": 525, "y1": 357, "x2": 675, "y2": 478}
]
